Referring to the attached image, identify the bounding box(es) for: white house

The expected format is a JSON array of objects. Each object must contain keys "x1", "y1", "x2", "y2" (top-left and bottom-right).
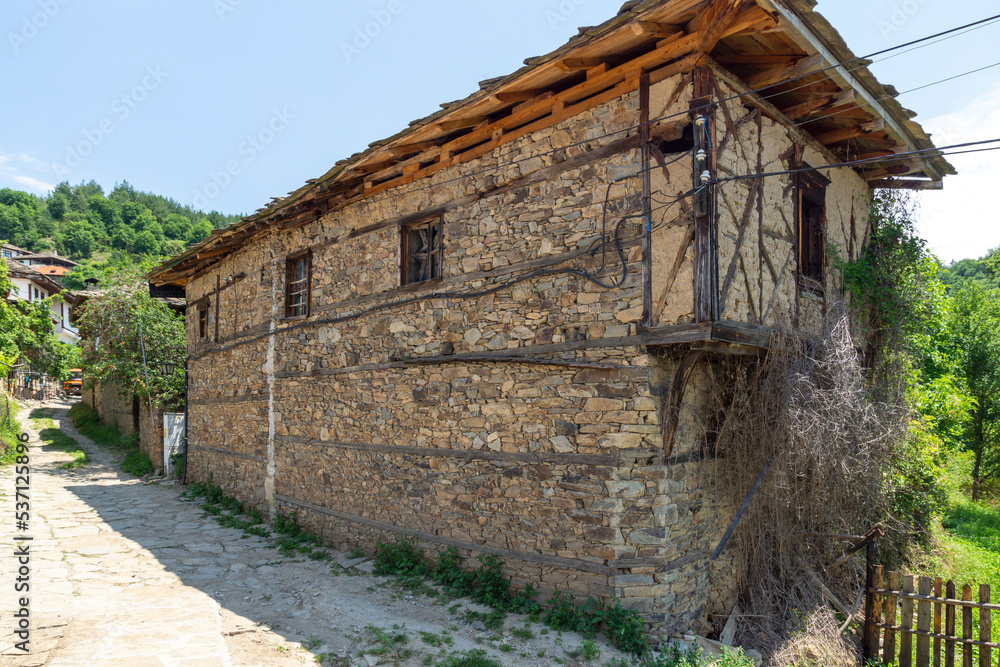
[{"x1": 5, "y1": 258, "x2": 79, "y2": 345}]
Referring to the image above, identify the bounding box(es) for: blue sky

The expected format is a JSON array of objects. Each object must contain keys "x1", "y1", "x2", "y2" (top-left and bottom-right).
[{"x1": 1, "y1": 0, "x2": 998, "y2": 262}]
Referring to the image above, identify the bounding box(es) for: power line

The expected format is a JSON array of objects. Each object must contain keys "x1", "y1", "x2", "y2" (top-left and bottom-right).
[
  {"x1": 713, "y1": 139, "x2": 1000, "y2": 184},
  {"x1": 252, "y1": 12, "x2": 1000, "y2": 220}
]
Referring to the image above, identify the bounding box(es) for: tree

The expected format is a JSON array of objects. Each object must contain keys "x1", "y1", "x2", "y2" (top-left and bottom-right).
[
  {"x1": 0, "y1": 269, "x2": 77, "y2": 380},
  {"x1": 133, "y1": 230, "x2": 160, "y2": 256},
  {"x1": 110, "y1": 226, "x2": 135, "y2": 252},
  {"x1": 0, "y1": 188, "x2": 39, "y2": 247},
  {"x1": 947, "y1": 284, "x2": 1000, "y2": 499},
  {"x1": 75, "y1": 267, "x2": 185, "y2": 407},
  {"x1": 86, "y1": 195, "x2": 121, "y2": 238},
  {"x1": 187, "y1": 218, "x2": 213, "y2": 245},
  {"x1": 162, "y1": 213, "x2": 191, "y2": 241},
  {"x1": 58, "y1": 218, "x2": 97, "y2": 259}
]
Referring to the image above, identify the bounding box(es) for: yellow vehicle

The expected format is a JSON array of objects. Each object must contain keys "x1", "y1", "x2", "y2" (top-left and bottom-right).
[{"x1": 63, "y1": 369, "x2": 83, "y2": 396}]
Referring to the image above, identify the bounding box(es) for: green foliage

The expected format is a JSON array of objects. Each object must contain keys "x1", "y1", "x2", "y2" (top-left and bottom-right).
[
  {"x1": 0, "y1": 268, "x2": 76, "y2": 379},
  {"x1": 373, "y1": 538, "x2": 430, "y2": 577},
  {"x1": 0, "y1": 391, "x2": 23, "y2": 466},
  {"x1": 470, "y1": 554, "x2": 510, "y2": 610},
  {"x1": 603, "y1": 601, "x2": 648, "y2": 655},
  {"x1": 67, "y1": 402, "x2": 149, "y2": 477},
  {"x1": 75, "y1": 265, "x2": 185, "y2": 408},
  {"x1": 432, "y1": 649, "x2": 502, "y2": 667},
  {"x1": 432, "y1": 546, "x2": 473, "y2": 596},
  {"x1": 122, "y1": 449, "x2": 154, "y2": 477}
]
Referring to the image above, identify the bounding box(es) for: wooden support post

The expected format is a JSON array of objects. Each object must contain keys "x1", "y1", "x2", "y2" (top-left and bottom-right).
[
  {"x1": 864, "y1": 543, "x2": 876, "y2": 659},
  {"x1": 692, "y1": 65, "x2": 717, "y2": 322},
  {"x1": 640, "y1": 71, "x2": 652, "y2": 328}
]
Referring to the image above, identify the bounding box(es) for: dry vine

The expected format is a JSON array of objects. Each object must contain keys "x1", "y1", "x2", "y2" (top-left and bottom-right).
[{"x1": 711, "y1": 309, "x2": 910, "y2": 664}]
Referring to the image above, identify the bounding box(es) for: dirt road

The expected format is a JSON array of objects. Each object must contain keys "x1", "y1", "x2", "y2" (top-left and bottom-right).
[{"x1": 0, "y1": 401, "x2": 631, "y2": 666}]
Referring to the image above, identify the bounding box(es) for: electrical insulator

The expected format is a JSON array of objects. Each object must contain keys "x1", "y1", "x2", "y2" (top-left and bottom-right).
[
  {"x1": 694, "y1": 115, "x2": 706, "y2": 129},
  {"x1": 700, "y1": 170, "x2": 712, "y2": 185},
  {"x1": 695, "y1": 149, "x2": 707, "y2": 165}
]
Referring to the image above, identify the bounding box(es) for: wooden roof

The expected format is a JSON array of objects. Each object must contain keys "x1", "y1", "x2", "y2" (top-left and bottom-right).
[{"x1": 150, "y1": 0, "x2": 954, "y2": 287}]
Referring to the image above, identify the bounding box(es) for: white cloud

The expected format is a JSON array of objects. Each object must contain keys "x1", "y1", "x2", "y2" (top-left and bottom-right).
[
  {"x1": 917, "y1": 80, "x2": 1000, "y2": 263},
  {"x1": 0, "y1": 152, "x2": 56, "y2": 194}
]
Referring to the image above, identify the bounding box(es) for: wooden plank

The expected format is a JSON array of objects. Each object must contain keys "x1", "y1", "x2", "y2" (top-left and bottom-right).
[
  {"x1": 745, "y1": 53, "x2": 824, "y2": 90},
  {"x1": 436, "y1": 116, "x2": 490, "y2": 132},
  {"x1": 489, "y1": 89, "x2": 546, "y2": 103},
  {"x1": 871, "y1": 625, "x2": 1000, "y2": 650},
  {"x1": 556, "y1": 57, "x2": 606, "y2": 71},
  {"x1": 963, "y1": 584, "x2": 973, "y2": 667},
  {"x1": 816, "y1": 118, "x2": 887, "y2": 146},
  {"x1": 947, "y1": 580, "x2": 957, "y2": 667},
  {"x1": 641, "y1": 70, "x2": 652, "y2": 328},
  {"x1": 872, "y1": 566, "x2": 885, "y2": 660},
  {"x1": 386, "y1": 141, "x2": 440, "y2": 157},
  {"x1": 980, "y1": 585, "x2": 991, "y2": 667},
  {"x1": 276, "y1": 435, "x2": 617, "y2": 467},
  {"x1": 697, "y1": 0, "x2": 748, "y2": 53},
  {"x1": 918, "y1": 577, "x2": 932, "y2": 666},
  {"x1": 631, "y1": 21, "x2": 683, "y2": 38},
  {"x1": 935, "y1": 578, "x2": 943, "y2": 667},
  {"x1": 901, "y1": 575, "x2": 914, "y2": 667}
]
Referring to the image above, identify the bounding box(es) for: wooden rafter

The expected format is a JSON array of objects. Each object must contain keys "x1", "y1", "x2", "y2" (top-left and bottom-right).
[
  {"x1": 436, "y1": 116, "x2": 490, "y2": 132},
  {"x1": 816, "y1": 118, "x2": 886, "y2": 145},
  {"x1": 697, "y1": 0, "x2": 749, "y2": 54},
  {"x1": 489, "y1": 89, "x2": 546, "y2": 104},
  {"x1": 631, "y1": 21, "x2": 683, "y2": 38},
  {"x1": 780, "y1": 89, "x2": 857, "y2": 121},
  {"x1": 746, "y1": 53, "x2": 824, "y2": 89},
  {"x1": 556, "y1": 57, "x2": 606, "y2": 71}
]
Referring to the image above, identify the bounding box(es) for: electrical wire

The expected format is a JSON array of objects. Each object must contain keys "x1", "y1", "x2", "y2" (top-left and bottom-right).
[{"x1": 241, "y1": 12, "x2": 1000, "y2": 224}]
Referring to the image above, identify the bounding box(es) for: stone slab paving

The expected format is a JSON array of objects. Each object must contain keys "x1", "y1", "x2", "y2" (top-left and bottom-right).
[{"x1": 0, "y1": 401, "x2": 634, "y2": 666}]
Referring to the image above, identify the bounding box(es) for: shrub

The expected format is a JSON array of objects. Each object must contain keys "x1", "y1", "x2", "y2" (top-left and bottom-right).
[
  {"x1": 470, "y1": 554, "x2": 510, "y2": 610},
  {"x1": 432, "y1": 546, "x2": 473, "y2": 596},
  {"x1": 373, "y1": 538, "x2": 429, "y2": 577}
]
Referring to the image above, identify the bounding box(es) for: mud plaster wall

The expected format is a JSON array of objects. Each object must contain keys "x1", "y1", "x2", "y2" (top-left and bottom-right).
[
  {"x1": 184, "y1": 76, "x2": 723, "y2": 635},
  {"x1": 712, "y1": 72, "x2": 872, "y2": 332}
]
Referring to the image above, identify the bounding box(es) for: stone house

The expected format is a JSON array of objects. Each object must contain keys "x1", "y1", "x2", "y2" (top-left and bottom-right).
[
  {"x1": 149, "y1": 0, "x2": 951, "y2": 634},
  {"x1": 5, "y1": 258, "x2": 78, "y2": 345}
]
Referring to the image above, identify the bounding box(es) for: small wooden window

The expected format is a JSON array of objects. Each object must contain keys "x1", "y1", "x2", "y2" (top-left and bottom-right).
[
  {"x1": 198, "y1": 304, "x2": 209, "y2": 340},
  {"x1": 400, "y1": 217, "x2": 443, "y2": 286},
  {"x1": 796, "y1": 168, "x2": 829, "y2": 287},
  {"x1": 285, "y1": 251, "x2": 311, "y2": 319}
]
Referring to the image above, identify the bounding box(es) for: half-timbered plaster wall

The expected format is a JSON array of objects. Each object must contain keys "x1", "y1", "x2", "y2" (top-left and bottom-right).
[{"x1": 712, "y1": 69, "x2": 871, "y2": 332}]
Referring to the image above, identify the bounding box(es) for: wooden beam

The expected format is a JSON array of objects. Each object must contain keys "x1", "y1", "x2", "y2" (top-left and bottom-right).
[
  {"x1": 436, "y1": 116, "x2": 490, "y2": 132},
  {"x1": 697, "y1": 0, "x2": 749, "y2": 54},
  {"x1": 815, "y1": 118, "x2": 886, "y2": 145},
  {"x1": 781, "y1": 90, "x2": 858, "y2": 120},
  {"x1": 746, "y1": 53, "x2": 824, "y2": 89},
  {"x1": 489, "y1": 89, "x2": 546, "y2": 103},
  {"x1": 386, "y1": 141, "x2": 439, "y2": 157},
  {"x1": 719, "y1": 5, "x2": 779, "y2": 38},
  {"x1": 631, "y1": 21, "x2": 683, "y2": 39},
  {"x1": 716, "y1": 54, "x2": 800, "y2": 66},
  {"x1": 869, "y1": 178, "x2": 943, "y2": 191},
  {"x1": 555, "y1": 57, "x2": 606, "y2": 71}
]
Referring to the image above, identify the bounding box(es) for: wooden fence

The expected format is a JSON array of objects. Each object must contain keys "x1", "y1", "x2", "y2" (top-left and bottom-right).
[{"x1": 866, "y1": 568, "x2": 998, "y2": 666}]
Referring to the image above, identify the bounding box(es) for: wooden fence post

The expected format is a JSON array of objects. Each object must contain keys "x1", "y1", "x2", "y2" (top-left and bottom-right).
[
  {"x1": 901, "y1": 575, "x2": 914, "y2": 667},
  {"x1": 962, "y1": 584, "x2": 973, "y2": 667},
  {"x1": 980, "y1": 584, "x2": 991, "y2": 667},
  {"x1": 934, "y1": 577, "x2": 943, "y2": 667},
  {"x1": 871, "y1": 565, "x2": 884, "y2": 661},
  {"x1": 946, "y1": 580, "x2": 956, "y2": 667},
  {"x1": 864, "y1": 543, "x2": 877, "y2": 659},
  {"x1": 918, "y1": 576, "x2": 932, "y2": 665},
  {"x1": 885, "y1": 571, "x2": 900, "y2": 665}
]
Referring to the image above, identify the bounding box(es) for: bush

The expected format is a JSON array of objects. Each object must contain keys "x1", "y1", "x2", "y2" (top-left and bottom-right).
[
  {"x1": 373, "y1": 538, "x2": 429, "y2": 577},
  {"x1": 432, "y1": 546, "x2": 473, "y2": 596},
  {"x1": 470, "y1": 554, "x2": 511, "y2": 610},
  {"x1": 122, "y1": 449, "x2": 153, "y2": 477}
]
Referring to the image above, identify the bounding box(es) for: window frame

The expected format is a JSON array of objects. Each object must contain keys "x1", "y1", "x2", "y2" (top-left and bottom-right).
[
  {"x1": 399, "y1": 216, "x2": 444, "y2": 288},
  {"x1": 795, "y1": 167, "x2": 830, "y2": 290},
  {"x1": 197, "y1": 302, "x2": 210, "y2": 341},
  {"x1": 284, "y1": 250, "x2": 312, "y2": 320}
]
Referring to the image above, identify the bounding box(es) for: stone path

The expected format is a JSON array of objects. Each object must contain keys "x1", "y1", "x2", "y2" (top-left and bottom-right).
[{"x1": 0, "y1": 401, "x2": 631, "y2": 666}]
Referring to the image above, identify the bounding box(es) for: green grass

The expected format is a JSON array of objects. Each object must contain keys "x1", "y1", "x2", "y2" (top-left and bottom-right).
[
  {"x1": 67, "y1": 403, "x2": 152, "y2": 477},
  {"x1": 912, "y1": 491, "x2": 1000, "y2": 666},
  {"x1": 0, "y1": 393, "x2": 24, "y2": 466},
  {"x1": 30, "y1": 408, "x2": 89, "y2": 469}
]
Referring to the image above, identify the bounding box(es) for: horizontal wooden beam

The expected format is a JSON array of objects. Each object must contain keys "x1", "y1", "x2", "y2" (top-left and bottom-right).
[
  {"x1": 781, "y1": 89, "x2": 857, "y2": 120},
  {"x1": 630, "y1": 21, "x2": 683, "y2": 39},
  {"x1": 386, "y1": 141, "x2": 439, "y2": 157},
  {"x1": 489, "y1": 88, "x2": 547, "y2": 103},
  {"x1": 815, "y1": 118, "x2": 886, "y2": 145},
  {"x1": 556, "y1": 57, "x2": 606, "y2": 71},
  {"x1": 436, "y1": 116, "x2": 490, "y2": 132},
  {"x1": 746, "y1": 52, "x2": 824, "y2": 90},
  {"x1": 869, "y1": 178, "x2": 942, "y2": 191}
]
